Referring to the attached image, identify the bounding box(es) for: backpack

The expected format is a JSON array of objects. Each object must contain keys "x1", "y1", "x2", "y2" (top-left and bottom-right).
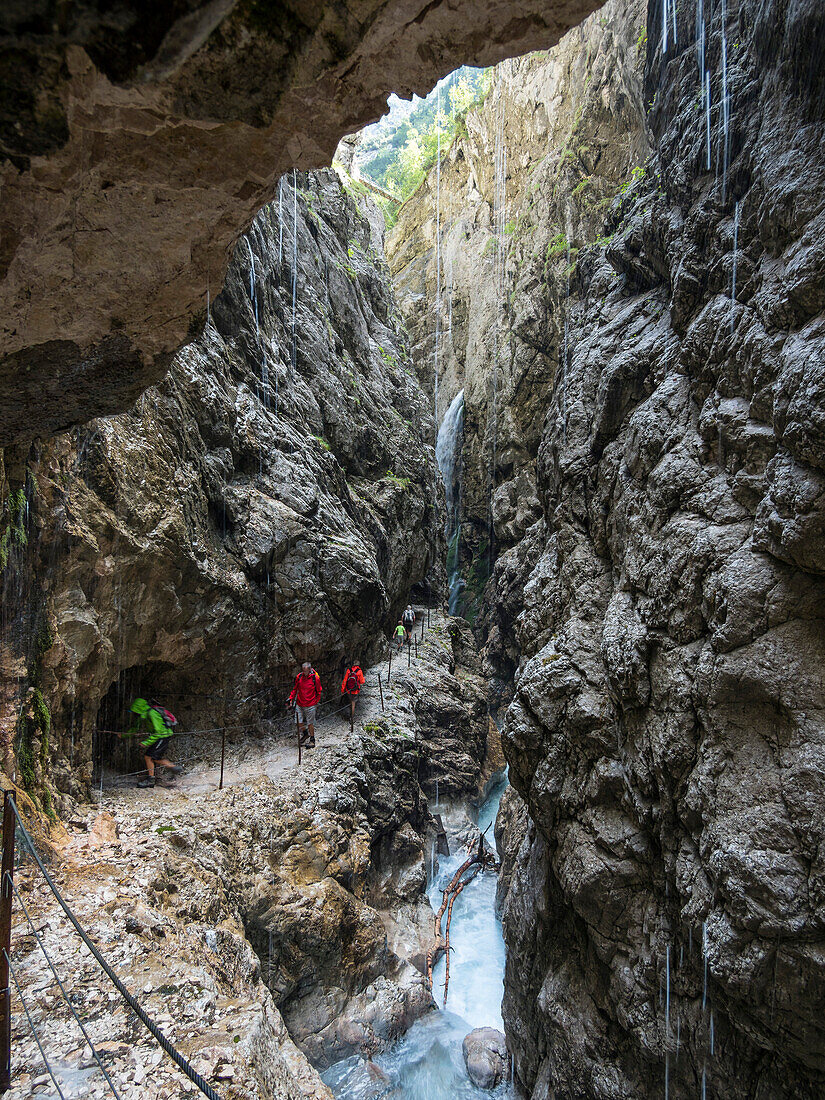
[
  {"x1": 151, "y1": 705, "x2": 178, "y2": 730},
  {"x1": 345, "y1": 669, "x2": 360, "y2": 694},
  {"x1": 402, "y1": 609, "x2": 415, "y2": 626}
]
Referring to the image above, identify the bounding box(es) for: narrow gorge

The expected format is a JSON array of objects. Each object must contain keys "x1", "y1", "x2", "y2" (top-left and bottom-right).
[{"x1": 1, "y1": 1, "x2": 823, "y2": 1099}]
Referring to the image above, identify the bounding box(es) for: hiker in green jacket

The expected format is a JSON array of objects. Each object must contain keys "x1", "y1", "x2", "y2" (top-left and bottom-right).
[{"x1": 119, "y1": 698, "x2": 183, "y2": 789}]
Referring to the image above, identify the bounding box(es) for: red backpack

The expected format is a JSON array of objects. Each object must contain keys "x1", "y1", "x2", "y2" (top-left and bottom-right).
[
  {"x1": 345, "y1": 668, "x2": 361, "y2": 694},
  {"x1": 151, "y1": 704, "x2": 178, "y2": 730}
]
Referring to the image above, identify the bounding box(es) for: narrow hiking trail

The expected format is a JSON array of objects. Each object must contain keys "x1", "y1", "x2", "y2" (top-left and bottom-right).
[
  {"x1": 98, "y1": 610, "x2": 451, "y2": 806},
  {"x1": 5, "y1": 610, "x2": 500, "y2": 1100}
]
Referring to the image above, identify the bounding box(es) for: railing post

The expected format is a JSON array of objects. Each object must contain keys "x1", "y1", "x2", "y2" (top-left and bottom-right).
[{"x1": 0, "y1": 791, "x2": 15, "y2": 1093}]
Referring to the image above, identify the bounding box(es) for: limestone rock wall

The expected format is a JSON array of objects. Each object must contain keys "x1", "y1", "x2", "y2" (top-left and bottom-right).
[
  {"x1": 497, "y1": 0, "x2": 825, "y2": 1096},
  {"x1": 388, "y1": 0, "x2": 649, "y2": 685},
  {"x1": 387, "y1": 0, "x2": 825, "y2": 1093},
  {"x1": 0, "y1": 169, "x2": 441, "y2": 809}
]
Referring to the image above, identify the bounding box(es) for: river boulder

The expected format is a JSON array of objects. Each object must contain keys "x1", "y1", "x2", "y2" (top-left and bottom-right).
[{"x1": 462, "y1": 1027, "x2": 509, "y2": 1089}]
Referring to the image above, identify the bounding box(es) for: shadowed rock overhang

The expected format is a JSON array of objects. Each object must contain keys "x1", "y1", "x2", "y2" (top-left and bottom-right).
[{"x1": 0, "y1": 0, "x2": 604, "y2": 446}]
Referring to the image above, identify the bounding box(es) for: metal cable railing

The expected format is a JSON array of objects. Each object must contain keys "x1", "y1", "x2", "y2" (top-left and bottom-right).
[
  {"x1": 7, "y1": 876, "x2": 122, "y2": 1098},
  {"x1": 0, "y1": 794, "x2": 223, "y2": 1099}
]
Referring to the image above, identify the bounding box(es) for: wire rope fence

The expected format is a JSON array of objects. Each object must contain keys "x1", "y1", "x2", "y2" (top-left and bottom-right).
[
  {"x1": 0, "y1": 607, "x2": 437, "y2": 1093},
  {"x1": 94, "y1": 608, "x2": 434, "y2": 792},
  {"x1": 0, "y1": 791, "x2": 224, "y2": 1099}
]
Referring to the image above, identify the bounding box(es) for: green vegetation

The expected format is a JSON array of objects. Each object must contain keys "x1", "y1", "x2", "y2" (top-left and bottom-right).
[
  {"x1": 1, "y1": 486, "x2": 28, "y2": 571},
  {"x1": 364, "y1": 719, "x2": 412, "y2": 741},
  {"x1": 357, "y1": 68, "x2": 490, "y2": 201},
  {"x1": 384, "y1": 470, "x2": 412, "y2": 490},
  {"x1": 378, "y1": 346, "x2": 398, "y2": 369},
  {"x1": 546, "y1": 233, "x2": 569, "y2": 262},
  {"x1": 617, "y1": 164, "x2": 646, "y2": 198},
  {"x1": 312, "y1": 435, "x2": 331, "y2": 451}
]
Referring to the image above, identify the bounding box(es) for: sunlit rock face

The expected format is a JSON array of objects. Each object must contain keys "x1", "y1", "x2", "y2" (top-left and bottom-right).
[
  {"x1": 388, "y1": 0, "x2": 650, "y2": 682},
  {"x1": 0, "y1": 0, "x2": 607, "y2": 446},
  {"x1": 1, "y1": 170, "x2": 440, "y2": 805},
  {"x1": 496, "y1": 0, "x2": 825, "y2": 1097}
]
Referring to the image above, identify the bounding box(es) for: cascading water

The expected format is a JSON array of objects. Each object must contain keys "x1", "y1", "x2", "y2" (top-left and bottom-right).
[
  {"x1": 436, "y1": 390, "x2": 466, "y2": 615},
  {"x1": 434, "y1": 85, "x2": 443, "y2": 433},
  {"x1": 324, "y1": 777, "x2": 513, "y2": 1100}
]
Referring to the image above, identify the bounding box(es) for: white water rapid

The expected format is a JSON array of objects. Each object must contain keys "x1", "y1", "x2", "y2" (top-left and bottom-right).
[
  {"x1": 436, "y1": 390, "x2": 466, "y2": 615},
  {"x1": 324, "y1": 776, "x2": 512, "y2": 1099}
]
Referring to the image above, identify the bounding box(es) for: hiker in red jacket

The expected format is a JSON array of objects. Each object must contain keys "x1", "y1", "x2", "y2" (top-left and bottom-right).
[
  {"x1": 340, "y1": 662, "x2": 366, "y2": 723},
  {"x1": 288, "y1": 662, "x2": 322, "y2": 748}
]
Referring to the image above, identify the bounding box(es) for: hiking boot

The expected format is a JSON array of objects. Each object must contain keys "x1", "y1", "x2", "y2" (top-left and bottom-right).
[
  {"x1": 306, "y1": 738, "x2": 316, "y2": 749},
  {"x1": 166, "y1": 765, "x2": 183, "y2": 774},
  {"x1": 137, "y1": 777, "x2": 155, "y2": 789}
]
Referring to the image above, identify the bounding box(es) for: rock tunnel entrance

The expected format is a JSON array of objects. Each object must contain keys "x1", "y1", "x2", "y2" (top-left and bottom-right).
[{"x1": 92, "y1": 661, "x2": 180, "y2": 785}]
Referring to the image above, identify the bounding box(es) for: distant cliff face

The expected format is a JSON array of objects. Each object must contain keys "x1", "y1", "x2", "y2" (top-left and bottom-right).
[
  {"x1": 388, "y1": 0, "x2": 649, "y2": 682},
  {"x1": 390, "y1": 0, "x2": 825, "y2": 1094},
  {"x1": 1, "y1": 169, "x2": 441, "y2": 810}
]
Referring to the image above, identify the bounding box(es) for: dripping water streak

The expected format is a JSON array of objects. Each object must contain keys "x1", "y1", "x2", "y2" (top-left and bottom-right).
[
  {"x1": 665, "y1": 944, "x2": 671, "y2": 1032},
  {"x1": 665, "y1": 1052, "x2": 669, "y2": 1100},
  {"x1": 702, "y1": 921, "x2": 709, "y2": 1011},
  {"x1": 731, "y1": 200, "x2": 740, "y2": 330},
  {"x1": 292, "y1": 171, "x2": 298, "y2": 377}
]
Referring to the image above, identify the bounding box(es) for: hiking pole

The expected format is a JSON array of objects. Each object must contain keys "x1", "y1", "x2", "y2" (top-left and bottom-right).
[
  {"x1": 408, "y1": 638, "x2": 411, "y2": 668},
  {"x1": 296, "y1": 708, "x2": 302, "y2": 766},
  {"x1": 218, "y1": 690, "x2": 227, "y2": 790},
  {"x1": 388, "y1": 646, "x2": 392, "y2": 685}
]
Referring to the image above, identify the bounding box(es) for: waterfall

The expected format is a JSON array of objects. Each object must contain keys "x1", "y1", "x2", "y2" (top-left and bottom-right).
[
  {"x1": 291, "y1": 170, "x2": 298, "y2": 376},
  {"x1": 436, "y1": 390, "x2": 465, "y2": 615},
  {"x1": 434, "y1": 85, "x2": 442, "y2": 433},
  {"x1": 731, "y1": 200, "x2": 740, "y2": 330}
]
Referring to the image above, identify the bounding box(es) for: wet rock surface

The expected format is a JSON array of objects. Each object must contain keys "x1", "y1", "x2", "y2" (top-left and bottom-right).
[
  {"x1": 0, "y1": 0, "x2": 606, "y2": 446},
  {"x1": 388, "y1": 0, "x2": 649, "y2": 653},
  {"x1": 1, "y1": 168, "x2": 440, "y2": 808},
  {"x1": 494, "y1": 1, "x2": 825, "y2": 1098},
  {"x1": 7, "y1": 615, "x2": 490, "y2": 1094},
  {"x1": 462, "y1": 1027, "x2": 509, "y2": 1090},
  {"x1": 390, "y1": 0, "x2": 825, "y2": 1095}
]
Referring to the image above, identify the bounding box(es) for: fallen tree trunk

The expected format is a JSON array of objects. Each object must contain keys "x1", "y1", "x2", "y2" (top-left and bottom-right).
[{"x1": 426, "y1": 831, "x2": 499, "y2": 1002}]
